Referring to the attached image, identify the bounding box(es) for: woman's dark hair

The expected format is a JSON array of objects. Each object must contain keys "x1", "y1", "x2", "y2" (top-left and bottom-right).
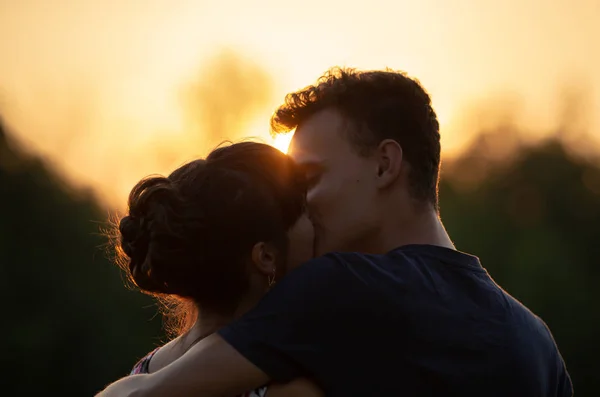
[{"x1": 113, "y1": 142, "x2": 306, "y2": 336}]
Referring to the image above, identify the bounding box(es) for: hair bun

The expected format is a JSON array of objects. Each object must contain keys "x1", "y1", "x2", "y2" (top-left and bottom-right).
[{"x1": 119, "y1": 215, "x2": 150, "y2": 266}]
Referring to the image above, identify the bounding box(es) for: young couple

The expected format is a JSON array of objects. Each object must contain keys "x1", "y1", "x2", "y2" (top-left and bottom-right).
[{"x1": 100, "y1": 68, "x2": 572, "y2": 396}]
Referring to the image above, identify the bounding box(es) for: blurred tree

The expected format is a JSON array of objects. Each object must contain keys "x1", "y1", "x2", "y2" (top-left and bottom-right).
[
  {"x1": 441, "y1": 128, "x2": 600, "y2": 394},
  {"x1": 181, "y1": 49, "x2": 274, "y2": 154},
  {"x1": 0, "y1": 119, "x2": 162, "y2": 395}
]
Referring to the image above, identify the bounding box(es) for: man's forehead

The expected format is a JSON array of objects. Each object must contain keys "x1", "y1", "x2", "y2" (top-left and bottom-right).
[
  {"x1": 288, "y1": 141, "x2": 323, "y2": 165},
  {"x1": 288, "y1": 108, "x2": 347, "y2": 164}
]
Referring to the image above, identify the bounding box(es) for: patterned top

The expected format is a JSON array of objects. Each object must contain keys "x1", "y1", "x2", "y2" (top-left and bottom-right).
[{"x1": 130, "y1": 348, "x2": 268, "y2": 397}]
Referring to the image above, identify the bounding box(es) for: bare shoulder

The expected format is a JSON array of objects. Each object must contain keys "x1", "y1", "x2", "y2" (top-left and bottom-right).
[{"x1": 265, "y1": 378, "x2": 324, "y2": 397}]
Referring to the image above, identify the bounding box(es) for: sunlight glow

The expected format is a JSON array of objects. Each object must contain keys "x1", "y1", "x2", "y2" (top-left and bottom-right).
[{"x1": 271, "y1": 132, "x2": 294, "y2": 153}]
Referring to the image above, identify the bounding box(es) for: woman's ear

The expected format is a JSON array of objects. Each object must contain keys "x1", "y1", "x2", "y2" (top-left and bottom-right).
[{"x1": 250, "y1": 241, "x2": 277, "y2": 277}]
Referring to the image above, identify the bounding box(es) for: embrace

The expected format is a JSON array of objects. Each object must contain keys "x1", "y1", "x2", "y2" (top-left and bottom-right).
[{"x1": 99, "y1": 68, "x2": 572, "y2": 396}]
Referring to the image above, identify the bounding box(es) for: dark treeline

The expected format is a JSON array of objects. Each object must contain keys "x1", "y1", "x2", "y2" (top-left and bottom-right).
[
  {"x1": 0, "y1": 120, "x2": 162, "y2": 394},
  {"x1": 1, "y1": 117, "x2": 597, "y2": 395}
]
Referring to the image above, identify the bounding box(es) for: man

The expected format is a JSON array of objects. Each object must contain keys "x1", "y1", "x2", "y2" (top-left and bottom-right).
[{"x1": 99, "y1": 67, "x2": 572, "y2": 396}]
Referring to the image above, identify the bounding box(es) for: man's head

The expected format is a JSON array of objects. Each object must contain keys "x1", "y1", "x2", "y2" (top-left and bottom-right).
[{"x1": 271, "y1": 67, "x2": 441, "y2": 255}]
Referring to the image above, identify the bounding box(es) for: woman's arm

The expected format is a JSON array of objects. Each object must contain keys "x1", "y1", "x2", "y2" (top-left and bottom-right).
[{"x1": 97, "y1": 334, "x2": 270, "y2": 397}]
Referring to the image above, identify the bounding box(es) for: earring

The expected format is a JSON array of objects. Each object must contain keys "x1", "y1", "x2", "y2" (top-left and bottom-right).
[{"x1": 268, "y1": 267, "x2": 276, "y2": 287}]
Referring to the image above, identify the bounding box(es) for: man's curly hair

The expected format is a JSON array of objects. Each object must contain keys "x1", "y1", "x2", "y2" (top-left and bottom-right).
[{"x1": 271, "y1": 67, "x2": 441, "y2": 209}]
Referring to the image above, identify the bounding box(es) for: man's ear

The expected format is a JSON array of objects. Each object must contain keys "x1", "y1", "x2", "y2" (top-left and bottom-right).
[
  {"x1": 375, "y1": 139, "x2": 403, "y2": 189},
  {"x1": 250, "y1": 241, "x2": 277, "y2": 276}
]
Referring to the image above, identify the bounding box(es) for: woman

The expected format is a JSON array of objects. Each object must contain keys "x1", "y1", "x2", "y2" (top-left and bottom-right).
[{"x1": 114, "y1": 142, "x2": 321, "y2": 396}]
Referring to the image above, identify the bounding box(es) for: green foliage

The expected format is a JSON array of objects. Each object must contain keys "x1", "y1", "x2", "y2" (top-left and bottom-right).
[
  {"x1": 441, "y1": 134, "x2": 600, "y2": 393},
  {"x1": 0, "y1": 122, "x2": 162, "y2": 395}
]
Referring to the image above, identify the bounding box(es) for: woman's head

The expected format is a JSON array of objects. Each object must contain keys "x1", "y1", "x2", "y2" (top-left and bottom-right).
[{"x1": 115, "y1": 142, "x2": 313, "y2": 333}]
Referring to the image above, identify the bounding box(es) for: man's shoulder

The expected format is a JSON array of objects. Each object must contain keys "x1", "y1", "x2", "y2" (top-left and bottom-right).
[
  {"x1": 294, "y1": 250, "x2": 407, "y2": 276},
  {"x1": 298, "y1": 246, "x2": 461, "y2": 275},
  {"x1": 302, "y1": 248, "x2": 413, "y2": 266},
  {"x1": 274, "y1": 251, "x2": 397, "y2": 296},
  {"x1": 284, "y1": 250, "x2": 420, "y2": 294},
  {"x1": 284, "y1": 245, "x2": 482, "y2": 296}
]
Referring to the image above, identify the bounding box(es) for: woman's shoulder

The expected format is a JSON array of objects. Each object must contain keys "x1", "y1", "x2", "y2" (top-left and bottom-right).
[
  {"x1": 129, "y1": 347, "x2": 160, "y2": 375},
  {"x1": 129, "y1": 348, "x2": 268, "y2": 397}
]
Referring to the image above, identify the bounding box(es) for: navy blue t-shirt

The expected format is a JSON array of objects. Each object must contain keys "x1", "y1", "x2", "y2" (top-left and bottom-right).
[{"x1": 218, "y1": 245, "x2": 572, "y2": 396}]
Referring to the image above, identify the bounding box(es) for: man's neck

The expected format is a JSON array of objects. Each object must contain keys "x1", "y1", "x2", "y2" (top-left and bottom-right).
[{"x1": 369, "y1": 207, "x2": 455, "y2": 255}]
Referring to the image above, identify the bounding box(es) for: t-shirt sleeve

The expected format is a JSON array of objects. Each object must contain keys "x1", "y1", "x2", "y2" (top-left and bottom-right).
[
  {"x1": 217, "y1": 254, "x2": 370, "y2": 382},
  {"x1": 556, "y1": 353, "x2": 573, "y2": 397}
]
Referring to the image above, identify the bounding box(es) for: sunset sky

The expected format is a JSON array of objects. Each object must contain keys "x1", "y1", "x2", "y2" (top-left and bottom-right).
[{"x1": 0, "y1": 0, "x2": 598, "y2": 206}]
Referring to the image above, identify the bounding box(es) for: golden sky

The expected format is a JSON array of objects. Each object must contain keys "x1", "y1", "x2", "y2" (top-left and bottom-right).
[{"x1": 0, "y1": 0, "x2": 598, "y2": 206}]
